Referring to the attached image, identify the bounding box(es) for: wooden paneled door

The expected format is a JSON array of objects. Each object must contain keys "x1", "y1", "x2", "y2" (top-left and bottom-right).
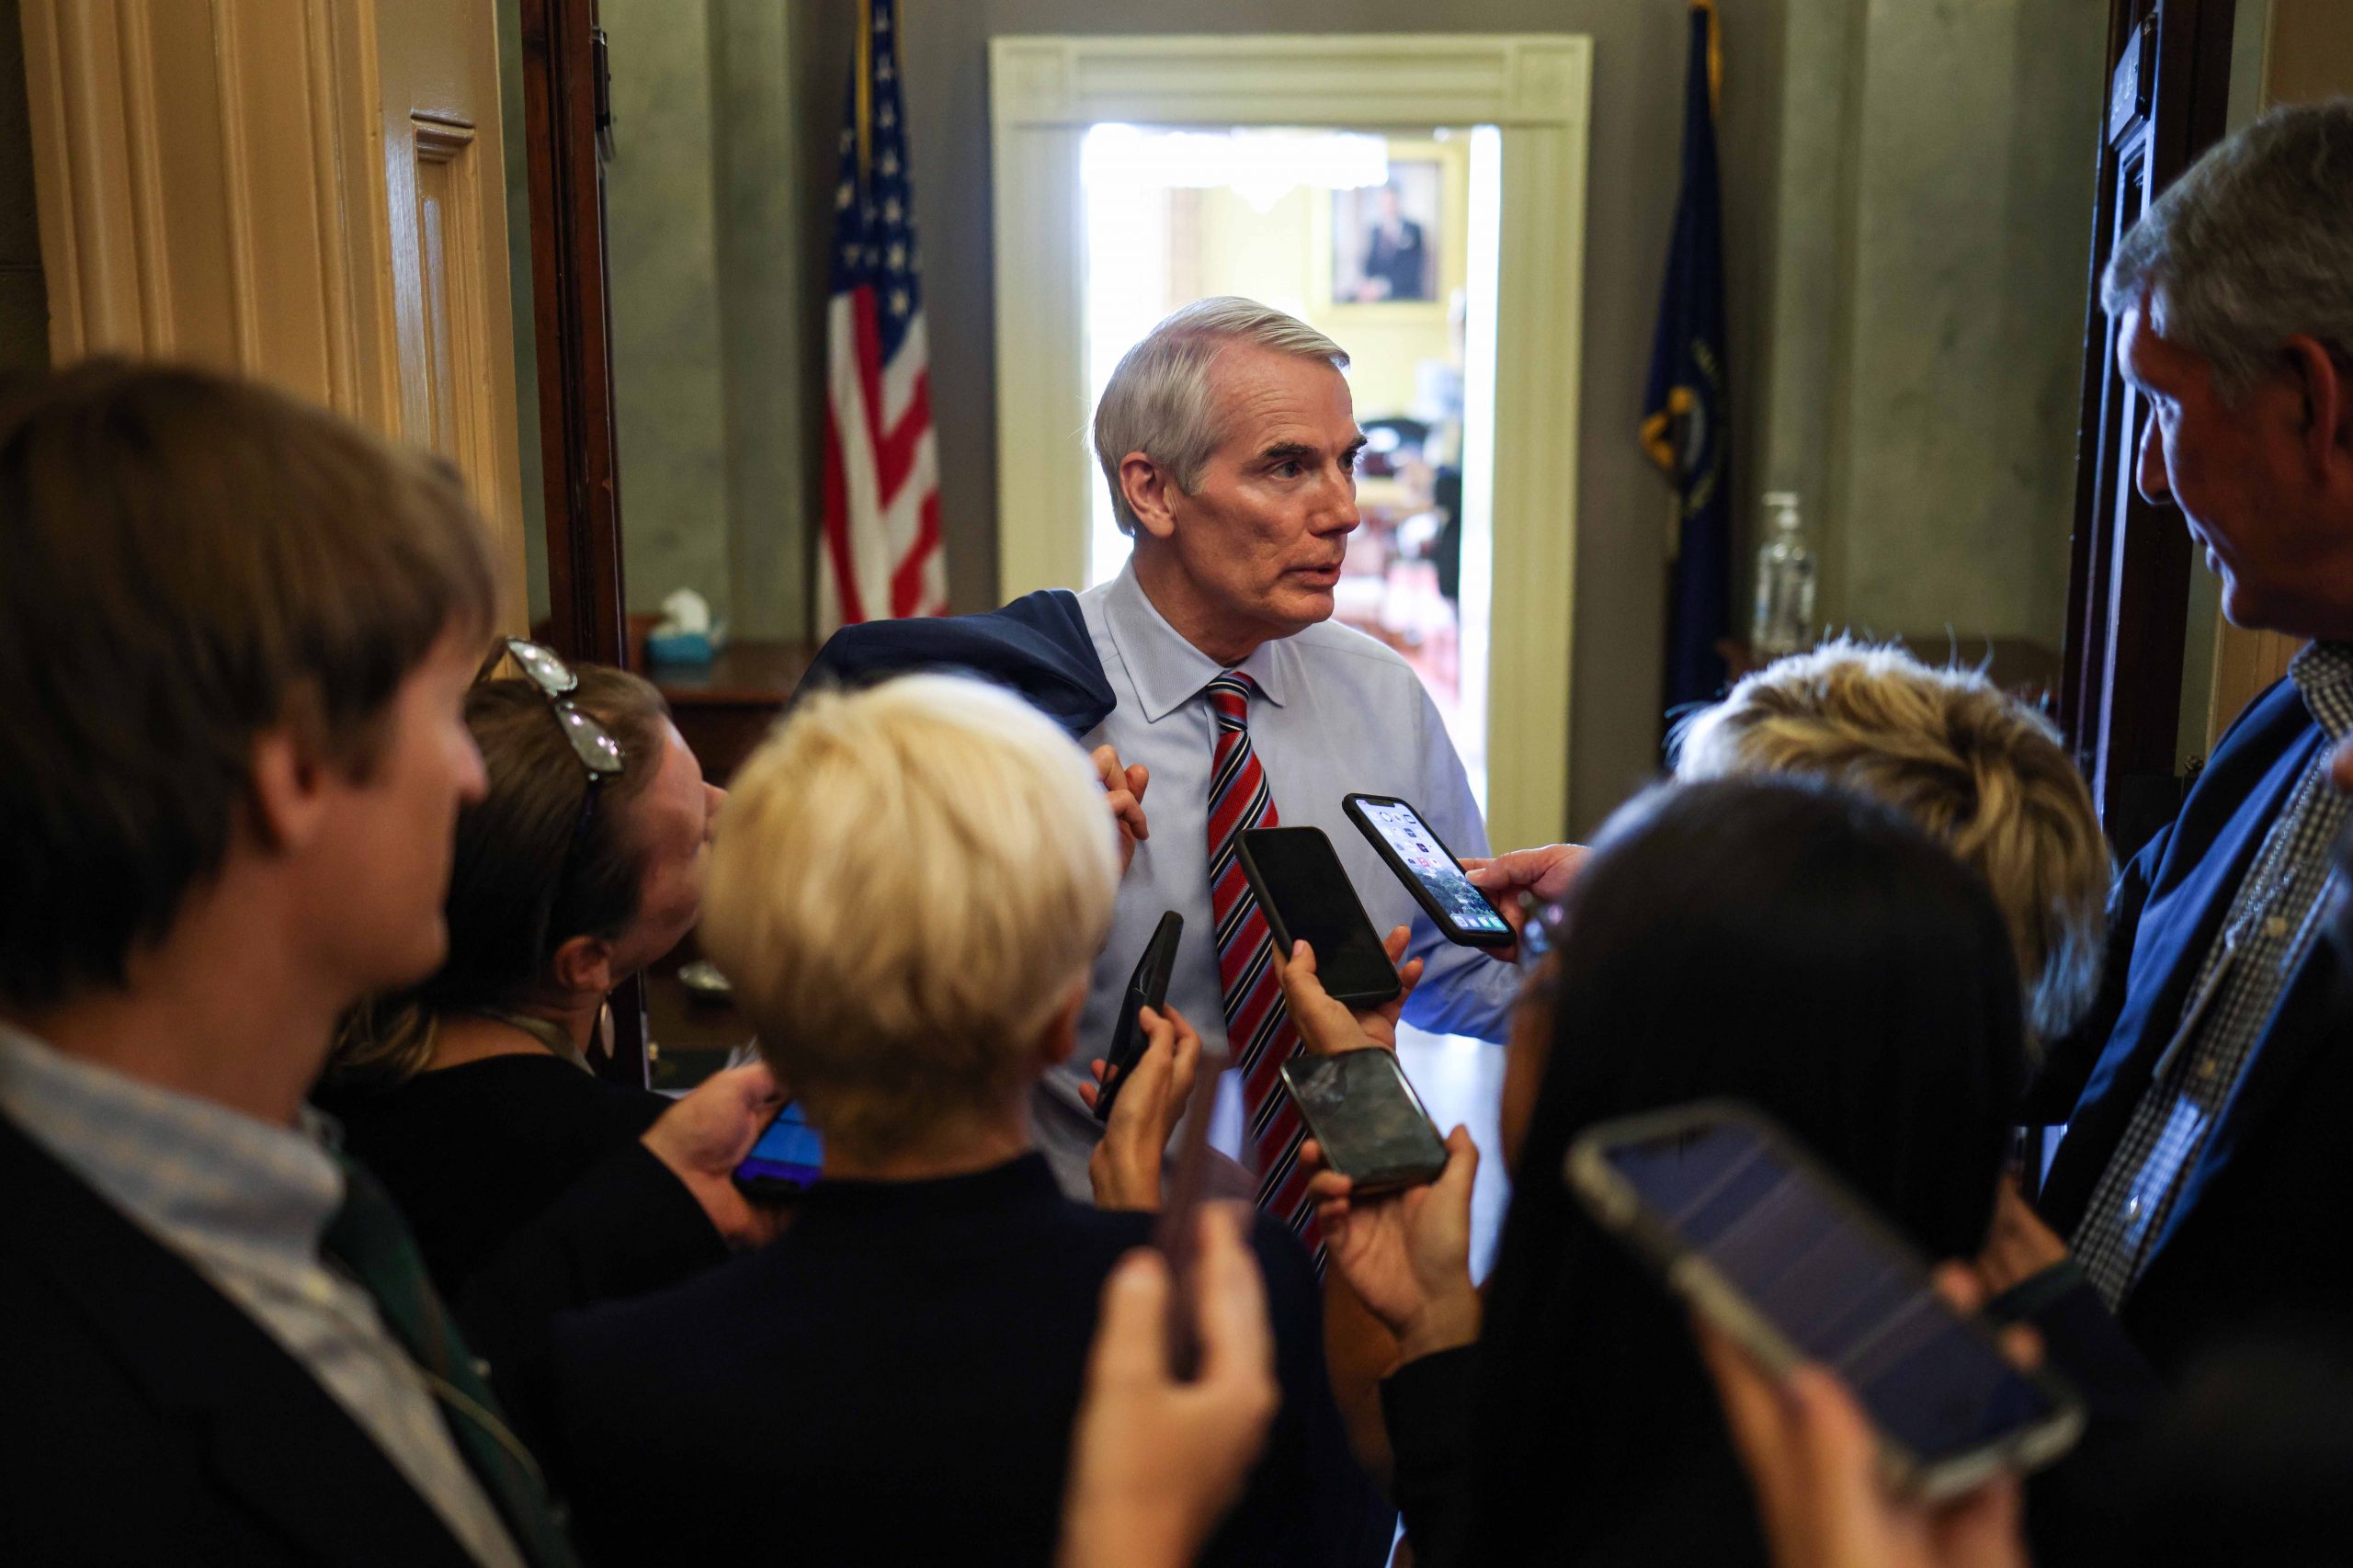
[
  {"x1": 2058, "y1": 0, "x2": 2238, "y2": 858},
  {"x1": 19, "y1": 0, "x2": 530, "y2": 630}
]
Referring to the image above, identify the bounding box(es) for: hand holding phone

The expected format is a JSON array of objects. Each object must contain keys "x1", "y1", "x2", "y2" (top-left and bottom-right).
[
  {"x1": 1272, "y1": 926, "x2": 1421, "y2": 1057},
  {"x1": 1568, "y1": 1102, "x2": 2083, "y2": 1499},
  {"x1": 1299, "y1": 1112, "x2": 1483, "y2": 1359},
  {"x1": 1094, "y1": 912, "x2": 1182, "y2": 1123},
  {"x1": 1694, "y1": 1287, "x2": 2033, "y2": 1568},
  {"x1": 1086, "y1": 1004, "x2": 1202, "y2": 1212}
]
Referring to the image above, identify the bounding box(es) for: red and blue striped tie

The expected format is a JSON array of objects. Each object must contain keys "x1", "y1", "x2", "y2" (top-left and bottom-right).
[{"x1": 1204, "y1": 670, "x2": 1320, "y2": 1254}]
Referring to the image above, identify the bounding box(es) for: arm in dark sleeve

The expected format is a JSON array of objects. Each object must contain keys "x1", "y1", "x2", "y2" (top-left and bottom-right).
[
  {"x1": 2022, "y1": 820, "x2": 2172, "y2": 1124},
  {"x1": 458, "y1": 1141, "x2": 727, "y2": 1435},
  {"x1": 1378, "y1": 1345, "x2": 1477, "y2": 1568}
]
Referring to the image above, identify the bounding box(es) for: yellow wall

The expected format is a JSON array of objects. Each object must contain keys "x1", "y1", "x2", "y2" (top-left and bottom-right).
[{"x1": 1176, "y1": 134, "x2": 1468, "y2": 423}]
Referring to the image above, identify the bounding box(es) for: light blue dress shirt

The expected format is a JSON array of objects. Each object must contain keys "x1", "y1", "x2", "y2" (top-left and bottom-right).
[{"x1": 1032, "y1": 563, "x2": 1522, "y2": 1194}]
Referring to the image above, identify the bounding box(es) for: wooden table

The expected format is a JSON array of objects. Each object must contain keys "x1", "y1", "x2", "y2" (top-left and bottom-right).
[{"x1": 647, "y1": 638, "x2": 816, "y2": 786}]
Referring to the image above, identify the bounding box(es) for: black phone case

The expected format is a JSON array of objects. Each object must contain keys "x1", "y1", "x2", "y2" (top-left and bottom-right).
[
  {"x1": 1095, "y1": 910, "x2": 1183, "y2": 1122},
  {"x1": 1277, "y1": 1051, "x2": 1447, "y2": 1195},
  {"x1": 1342, "y1": 792, "x2": 1515, "y2": 949},
  {"x1": 1234, "y1": 827, "x2": 1402, "y2": 1007}
]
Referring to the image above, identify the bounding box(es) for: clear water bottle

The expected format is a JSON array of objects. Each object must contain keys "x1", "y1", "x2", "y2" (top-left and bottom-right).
[{"x1": 1750, "y1": 491, "x2": 1817, "y2": 660}]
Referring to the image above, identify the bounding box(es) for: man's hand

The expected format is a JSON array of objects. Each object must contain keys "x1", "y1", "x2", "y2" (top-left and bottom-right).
[
  {"x1": 1696, "y1": 1266, "x2": 2034, "y2": 1568},
  {"x1": 1059, "y1": 1206, "x2": 1279, "y2": 1568},
  {"x1": 640, "y1": 1062, "x2": 790, "y2": 1249},
  {"x1": 1081, "y1": 1005, "x2": 1201, "y2": 1211},
  {"x1": 1461, "y1": 843, "x2": 1588, "y2": 960},
  {"x1": 1302, "y1": 1125, "x2": 1482, "y2": 1362},
  {"x1": 1972, "y1": 1175, "x2": 2073, "y2": 1299},
  {"x1": 1271, "y1": 927, "x2": 1423, "y2": 1057},
  {"x1": 1093, "y1": 744, "x2": 1150, "y2": 875}
]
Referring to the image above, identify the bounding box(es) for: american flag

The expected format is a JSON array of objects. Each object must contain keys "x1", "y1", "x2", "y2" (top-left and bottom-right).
[{"x1": 819, "y1": 0, "x2": 945, "y2": 632}]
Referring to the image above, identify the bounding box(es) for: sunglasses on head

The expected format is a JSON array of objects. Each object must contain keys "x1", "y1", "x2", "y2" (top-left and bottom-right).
[{"x1": 479, "y1": 637, "x2": 627, "y2": 865}]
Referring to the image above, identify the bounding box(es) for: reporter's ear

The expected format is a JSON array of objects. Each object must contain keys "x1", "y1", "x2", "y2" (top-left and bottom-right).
[{"x1": 550, "y1": 933, "x2": 617, "y2": 996}]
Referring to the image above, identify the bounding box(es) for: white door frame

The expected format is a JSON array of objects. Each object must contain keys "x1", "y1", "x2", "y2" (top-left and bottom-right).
[{"x1": 988, "y1": 33, "x2": 1592, "y2": 853}]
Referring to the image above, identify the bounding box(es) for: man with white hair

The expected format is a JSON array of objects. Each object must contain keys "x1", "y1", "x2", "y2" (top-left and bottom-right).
[{"x1": 1048, "y1": 297, "x2": 1520, "y2": 1236}]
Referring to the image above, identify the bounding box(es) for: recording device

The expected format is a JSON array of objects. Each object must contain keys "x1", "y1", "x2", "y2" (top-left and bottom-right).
[
  {"x1": 1279, "y1": 1048, "x2": 1449, "y2": 1195},
  {"x1": 1095, "y1": 912, "x2": 1183, "y2": 1123},
  {"x1": 1152, "y1": 1046, "x2": 1230, "y2": 1381},
  {"x1": 1567, "y1": 1101, "x2": 2085, "y2": 1498},
  {"x1": 733, "y1": 1099, "x2": 824, "y2": 1199},
  {"x1": 1234, "y1": 826, "x2": 1403, "y2": 1007},
  {"x1": 1343, "y1": 792, "x2": 1515, "y2": 949}
]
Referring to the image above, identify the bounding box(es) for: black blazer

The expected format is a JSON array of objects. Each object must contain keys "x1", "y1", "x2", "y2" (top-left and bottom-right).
[
  {"x1": 537, "y1": 1154, "x2": 1389, "y2": 1568},
  {"x1": 0, "y1": 1112, "x2": 482, "y2": 1568},
  {"x1": 2031, "y1": 676, "x2": 2353, "y2": 1371},
  {"x1": 316, "y1": 1053, "x2": 670, "y2": 1303}
]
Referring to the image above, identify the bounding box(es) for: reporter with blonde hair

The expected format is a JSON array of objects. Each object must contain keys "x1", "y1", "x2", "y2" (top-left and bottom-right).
[
  {"x1": 1674, "y1": 639, "x2": 2111, "y2": 1049},
  {"x1": 537, "y1": 675, "x2": 1385, "y2": 1567}
]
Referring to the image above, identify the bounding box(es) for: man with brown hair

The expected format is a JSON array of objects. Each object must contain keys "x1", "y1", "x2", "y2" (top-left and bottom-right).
[{"x1": 0, "y1": 363, "x2": 767, "y2": 1567}]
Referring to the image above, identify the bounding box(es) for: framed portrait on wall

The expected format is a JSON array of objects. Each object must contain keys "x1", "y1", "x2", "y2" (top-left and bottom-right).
[
  {"x1": 1332, "y1": 160, "x2": 1442, "y2": 303},
  {"x1": 1313, "y1": 136, "x2": 1466, "y2": 321}
]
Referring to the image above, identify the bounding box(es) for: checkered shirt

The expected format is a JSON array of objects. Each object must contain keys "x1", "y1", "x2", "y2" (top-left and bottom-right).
[{"x1": 2073, "y1": 642, "x2": 2353, "y2": 1309}]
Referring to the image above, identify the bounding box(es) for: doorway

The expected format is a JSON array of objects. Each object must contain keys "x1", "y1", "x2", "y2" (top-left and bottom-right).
[
  {"x1": 990, "y1": 32, "x2": 1589, "y2": 859},
  {"x1": 1079, "y1": 122, "x2": 1500, "y2": 801}
]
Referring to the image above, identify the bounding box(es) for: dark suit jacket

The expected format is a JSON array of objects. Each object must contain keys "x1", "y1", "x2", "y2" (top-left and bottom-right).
[
  {"x1": 539, "y1": 1153, "x2": 1389, "y2": 1568},
  {"x1": 316, "y1": 1054, "x2": 674, "y2": 1305},
  {"x1": 0, "y1": 1112, "x2": 482, "y2": 1567},
  {"x1": 2029, "y1": 676, "x2": 2353, "y2": 1372}
]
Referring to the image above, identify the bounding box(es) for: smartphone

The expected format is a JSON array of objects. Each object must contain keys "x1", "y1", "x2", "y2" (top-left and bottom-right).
[
  {"x1": 733, "y1": 1099, "x2": 824, "y2": 1198},
  {"x1": 1567, "y1": 1101, "x2": 2084, "y2": 1498},
  {"x1": 1234, "y1": 826, "x2": 1403, "y2": 1007},
  {"x1": 1343, "y1": 792, "x2": 1515, "y2": 949},
  {"x1": 1096, "y1": 911, "x2": 1183, "y2": 1123},
  {"x1": 1278, "y1": 1049, "x2": 1449, "y2": 1195}
]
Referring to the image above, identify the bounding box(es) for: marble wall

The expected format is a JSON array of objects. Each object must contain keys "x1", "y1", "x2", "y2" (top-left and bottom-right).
[
  {"x1": 1758, "y1": 0, "x2": 2106, "y2": 658},
  {"x1": 595, "y1": 0, "x2": 809, "y2": 641}
]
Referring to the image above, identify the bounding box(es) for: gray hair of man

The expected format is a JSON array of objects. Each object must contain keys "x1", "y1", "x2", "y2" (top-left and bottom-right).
[
  {"x1": 1092, "y1": 296, "x2": 1349, "y2": 537},
  {"x1": 2101, "y1": 98, "x2": 2353, "y2": 403}
]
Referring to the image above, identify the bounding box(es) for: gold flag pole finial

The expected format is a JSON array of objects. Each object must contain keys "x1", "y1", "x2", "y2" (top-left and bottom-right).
[
  {"x1": 856, "y1": 0, "x2": 874, "y2": 178},
  {"x1": 1695, "y1": 0, "x2": 1722, "y2": 117}
]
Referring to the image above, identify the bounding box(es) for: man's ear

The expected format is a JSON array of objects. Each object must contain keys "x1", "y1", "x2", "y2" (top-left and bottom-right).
[
  {"x1": 244, "y1": 721, "x2": 335, "y2": 854},
  {"x1": 2285, "y1": 335, "x2": 2352, "y2": 477},
  {"x1": 550, "y1": 934, "x2": 618, "y2": 998},
  {"x1": 1119, "y1": 451, "x2": 1181, "y2": 542},
  {"x1": 1039, "y1": 977, "x2": 1088, "y2": 1070}
]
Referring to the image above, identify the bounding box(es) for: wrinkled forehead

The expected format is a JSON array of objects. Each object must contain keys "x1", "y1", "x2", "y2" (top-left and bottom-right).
[{"x1": 1205, "y1": 346, "x2": 1358, "y2": 454}]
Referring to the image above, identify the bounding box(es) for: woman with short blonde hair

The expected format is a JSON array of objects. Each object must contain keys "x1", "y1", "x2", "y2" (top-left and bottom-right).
[
  {"x1": 559, "y1": 673, "x2": 1388, "y2": 1564},
  {"x1": 703, "y1": 673, "x2": 1120, "y2": 1161},
  {"x1": 1675, "y1": 639, "x2": 2110, "y2": 1046}
]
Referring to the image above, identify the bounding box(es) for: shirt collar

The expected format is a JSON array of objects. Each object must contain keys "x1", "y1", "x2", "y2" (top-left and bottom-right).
[
  {"x1": 1102, "y1": 562, "x2": 1293, "y2": 722},
  {"x1": 2290, "y1": 641, "x2": 2353, "y2": 744},
  {"x1": 0, "y1": 1020, "x2": 346, "y2": 1271}
]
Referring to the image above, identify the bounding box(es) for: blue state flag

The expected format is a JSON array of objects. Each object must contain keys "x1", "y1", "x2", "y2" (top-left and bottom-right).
[{"x1": 1642, "y1": 0, "x2": 1732, "y2": 714}]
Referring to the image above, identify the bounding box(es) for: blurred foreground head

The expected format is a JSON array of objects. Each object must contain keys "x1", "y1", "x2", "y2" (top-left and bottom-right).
[
  {"x1": 0, "y1": 360, "x2": 494, "y2": 1011},
  {"x1": 1475, "y1": 777, "x2": 2029, "y2": 1563},
  {"x1": 1677, "y1": 638, "x2": 2109, "y2": 1046},
  {"x1": 700, "y1": 674, "x2": 1119, "y2": 1163}
]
